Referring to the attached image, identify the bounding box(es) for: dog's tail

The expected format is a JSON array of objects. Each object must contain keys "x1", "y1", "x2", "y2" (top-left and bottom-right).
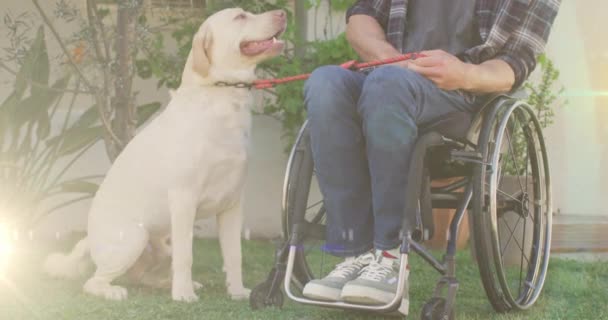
[{"x1": 43, "y1": 237, "x2": 90, "y2": 279}]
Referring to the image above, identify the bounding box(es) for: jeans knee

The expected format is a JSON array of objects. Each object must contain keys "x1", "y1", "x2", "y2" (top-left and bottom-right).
[
  {"x1": 359, "y1": 66, "x2": 424, "y2": 122},
  {"x1": 363, "y1": 105, "x2": 417, "y2": 150},
  {"x1": 305, "y1": 66, "x2": 348, "y2": 98},
  {"x1": 305, "y1": 65, "x2": 360, "y2": 118},
  {"x1": 364, "y1": 65, "x2": 421, "y2": 93}
]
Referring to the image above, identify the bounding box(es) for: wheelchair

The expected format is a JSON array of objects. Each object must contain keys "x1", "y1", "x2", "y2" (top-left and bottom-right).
[{"x1": 250, "y1": 94, "x2": 552, "y2": 319}]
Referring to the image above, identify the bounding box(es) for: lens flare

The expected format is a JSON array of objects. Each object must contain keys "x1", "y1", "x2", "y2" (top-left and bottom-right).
[
  {"x1": 561, "y1": 89, "x2": 608, "y2": 98},
  {"x1": 0, "y1": 223, "x2": 14, "y2": 276}
]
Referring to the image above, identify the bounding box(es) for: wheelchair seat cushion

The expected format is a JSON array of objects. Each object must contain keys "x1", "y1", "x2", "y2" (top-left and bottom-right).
[{"x1": 420, "y1": 111, "x2": 473, "y2": 140}]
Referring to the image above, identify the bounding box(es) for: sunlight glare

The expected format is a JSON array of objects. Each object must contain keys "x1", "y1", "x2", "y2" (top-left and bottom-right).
[{"x1": 0, "y1": 223, "x2": 14, "y2": 276}]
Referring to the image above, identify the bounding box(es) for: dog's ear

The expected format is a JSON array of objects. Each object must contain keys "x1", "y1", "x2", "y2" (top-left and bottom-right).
[{"x1": 192, "y1": 23, "x2": 213, "y2": 77}]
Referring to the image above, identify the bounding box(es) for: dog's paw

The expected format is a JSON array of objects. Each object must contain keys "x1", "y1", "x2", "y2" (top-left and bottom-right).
[
  {"x1": 228, "y1": 287, "x2": 251, "y2": 300},
  {"x1": 104, "y1": 286, "x2": 128, "y2": 301},
  {"x1": 193, "y1": 281, "x2": 203, "y2": 291},
  {"x1": 84, "y1": 280, "x2": 128, "y2": 301},
  {"x1": 172, "y1": 283, "x2": 199, "y2": 303},
  {"x1": 172, "y1": 289, "x2": 199, "y2": 302}
]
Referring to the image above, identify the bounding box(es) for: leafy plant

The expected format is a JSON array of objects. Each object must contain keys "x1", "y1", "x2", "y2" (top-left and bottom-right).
[
  {"x1": 259, "y1": 33, "x2": 357, "y2": 148},
  {"x1": 502, "y1": 53, "x2": 566, "y2": 176},
  {"x1": 524, "y1": 54, "x2": 564, "y2": 128},
  {"x1": 0, "y1": 27, "x2": 102, "y2": 229},
  {"x1": 0, "y1": 19, "x2": 161, "y2": 229},
  {"x1": 136, "y1": 0, "x2": 290, "y2": 90}
]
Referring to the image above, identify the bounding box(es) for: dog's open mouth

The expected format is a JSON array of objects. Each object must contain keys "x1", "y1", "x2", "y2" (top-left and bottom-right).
[{"x1": 240, "y1": 28, "x2": 286, "y2": 57}]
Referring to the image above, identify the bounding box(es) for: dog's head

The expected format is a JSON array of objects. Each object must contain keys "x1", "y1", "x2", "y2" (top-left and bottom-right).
[{"x1": 183, "y1": 8, "x2": 287, "y2": 85}]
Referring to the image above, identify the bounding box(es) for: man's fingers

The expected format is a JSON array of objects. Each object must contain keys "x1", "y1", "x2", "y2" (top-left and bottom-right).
[
  {"x1": 407, "y1": 64, "x2": 442, "y2": 77},
  {"x1": 420, "y1": 49, "x2": 447, "y2": 56},
  {"x1": 409, "y1": 56, "x2": 442, "y2": 67}
]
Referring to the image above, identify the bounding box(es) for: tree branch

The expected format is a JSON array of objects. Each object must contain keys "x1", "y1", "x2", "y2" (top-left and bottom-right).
[
  {"x1": 31, "y1": 0, "x2": 95, "y2": 92},
  {"x1": 85, "y1": 0, "x2": 124, "y2": 153},
  {"x1": 110, "y1": 0, "x2": 144, "y2": 159},
  {"x1": 86, "y1": 0, "x2": 111, "y2": 100}
]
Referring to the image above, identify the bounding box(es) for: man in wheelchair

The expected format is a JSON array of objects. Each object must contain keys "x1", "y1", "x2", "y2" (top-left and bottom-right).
[{"x1": 302, "y1": 0, "x2": 560, "y2": 306}]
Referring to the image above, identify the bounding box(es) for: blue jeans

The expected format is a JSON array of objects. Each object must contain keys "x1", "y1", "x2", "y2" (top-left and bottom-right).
[{"x1": 304, "y1": 65, "x2": 477, "y2": 257}]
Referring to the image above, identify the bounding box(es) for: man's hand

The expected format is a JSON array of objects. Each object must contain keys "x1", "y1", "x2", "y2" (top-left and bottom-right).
[
  {"x1": 408, "y1": 50, "x2": 516, "y2": 93},
  {"x1": 407, "y1": 50, "x2": 470, "y2": 91},
  {"x1": 346, "y1": 16, "x2": 516, "y2": 93}
]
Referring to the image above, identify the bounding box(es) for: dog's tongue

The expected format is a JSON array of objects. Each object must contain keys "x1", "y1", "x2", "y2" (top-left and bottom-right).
[{"x1": 241, "y1": 38, "x2": 276, "y2": 56}]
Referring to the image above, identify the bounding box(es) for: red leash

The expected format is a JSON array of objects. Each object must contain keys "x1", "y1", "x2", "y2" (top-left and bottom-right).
[{"x1": 250, "y1": 52, "x2": 425, "y2": 90}]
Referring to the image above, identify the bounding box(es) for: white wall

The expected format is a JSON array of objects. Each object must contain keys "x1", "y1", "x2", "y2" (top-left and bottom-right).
[{"x1": 542, "y1": 1, "x2": 607, "y2": 216}]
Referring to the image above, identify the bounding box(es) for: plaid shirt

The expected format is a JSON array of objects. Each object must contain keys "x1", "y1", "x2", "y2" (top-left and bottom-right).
[{"x1": 346, "y1": 0, "x2": 561, "y2": 89}]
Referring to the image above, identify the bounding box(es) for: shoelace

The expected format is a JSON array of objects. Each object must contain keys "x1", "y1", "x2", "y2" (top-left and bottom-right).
[
  {"x1": 359, "y1": 260, "x2": 394, "y2": 281},
  {"x1": 328, "y1": 254, "x2": 373, "y2": 279}
]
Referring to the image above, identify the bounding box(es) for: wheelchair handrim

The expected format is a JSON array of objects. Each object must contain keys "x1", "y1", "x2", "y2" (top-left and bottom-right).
[{"x1": 487, "y1": 101, "x2": 552, "y2": 310}]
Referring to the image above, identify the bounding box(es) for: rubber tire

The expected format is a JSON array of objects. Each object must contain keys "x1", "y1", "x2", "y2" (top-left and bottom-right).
[
  {"x1": 471, "y1": 98, "x2": 551, "y2": 312},
  {"x1": 281, "y1": 123, "x2": 322, "y2": 285},
  {"x1": 470, "y1": 98, "x2": 512, "y2": 313}
]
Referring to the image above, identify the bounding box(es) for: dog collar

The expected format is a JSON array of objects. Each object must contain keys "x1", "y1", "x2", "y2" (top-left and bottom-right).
[{"x1": 213, "y1": 81, "x2": 253, "y2": 90}]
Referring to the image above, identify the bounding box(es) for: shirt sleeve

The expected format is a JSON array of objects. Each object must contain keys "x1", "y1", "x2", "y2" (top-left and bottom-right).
[
  {"x1": 345, "y1": 0, "x2": 390, "y2": 31},
  {"x1": 495, "y1": 48, "x2": 534, "y2": 90},
  {"x1": 498, "y1": 0, "x2": 561, "y2": 89}
]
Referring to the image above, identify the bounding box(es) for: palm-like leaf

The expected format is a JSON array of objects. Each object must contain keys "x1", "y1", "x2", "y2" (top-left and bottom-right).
[{"x1": 0, "y1": 27, "x2": 101, "y2": 228}]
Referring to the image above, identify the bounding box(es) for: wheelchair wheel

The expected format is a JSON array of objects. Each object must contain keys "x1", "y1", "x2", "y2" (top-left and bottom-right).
[
  {"x1": 282, "y1": 121, "x2": 341, "y2": 287},
  {"x1": 472, "y1": 98, "x2": 552, "y2": 312}
]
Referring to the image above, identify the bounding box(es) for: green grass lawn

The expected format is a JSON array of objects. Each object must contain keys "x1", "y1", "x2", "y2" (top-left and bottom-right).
[{"x1": 1, "y1": 238, "x2": 607, "y2": 320}]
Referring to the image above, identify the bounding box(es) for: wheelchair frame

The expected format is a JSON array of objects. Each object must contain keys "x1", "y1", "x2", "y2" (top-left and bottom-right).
[{"x1": 250, "y1": 95, "x2": 552, "y2": 320}]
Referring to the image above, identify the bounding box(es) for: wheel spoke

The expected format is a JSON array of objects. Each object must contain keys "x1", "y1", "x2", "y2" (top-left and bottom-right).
[
  {"x1": 505, "y1": 127, "x2": 526, "y2": 192},
  {"x1": 523, "y1": 120, "x2": 530, "y2": 194},
  {"x1": 498, "y1": 155, "x2": 506, "y2": 188},
  {"x1": 511, "y1": 235, "x2": 529, "y2": 265},
  {"x1": 516, "y1": 113, "x2": 533, "y2": 194},
  {"x1": 500, "y1": 216, "x2": 520, "y2": 256},
  {"x1": 489, "y1": 182, "x2": 524, "y2": 205},
  {"x1": 500, "y1": 216, "x2": 530, "y2": 266},
  {"x1": 518, "y1": 210, "x2": 529, "y2": 296},
  {"x1": 525, "y1": 151, "x2": 530, "y2": 194}
]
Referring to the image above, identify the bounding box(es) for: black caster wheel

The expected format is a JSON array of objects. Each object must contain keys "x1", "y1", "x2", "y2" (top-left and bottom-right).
[
  {"x1": 421, "y1": 297, "x2": 455, "y2": 320},
  {"x1": 249, "y1": 281, "x2": 284, "y2": 310}
]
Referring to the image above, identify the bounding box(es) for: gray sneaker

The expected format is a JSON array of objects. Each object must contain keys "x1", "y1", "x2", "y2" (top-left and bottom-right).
[
  {"x1": 340, "y1": 253, "x2": 409, "y2": 306},
  {"x1": 302, "y1": 252, "x2": 375, "y2": 301}
]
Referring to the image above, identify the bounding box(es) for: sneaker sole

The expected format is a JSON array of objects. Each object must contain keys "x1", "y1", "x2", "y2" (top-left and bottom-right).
[
  {"x1": 302, "y1": 282, "x2": 342, "y2": 302},
  {"x1": 340, "y1": 284, "x2": 397, "y2": 305}
]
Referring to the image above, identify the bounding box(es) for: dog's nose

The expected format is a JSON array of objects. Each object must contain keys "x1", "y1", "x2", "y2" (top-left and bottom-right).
[{"x1": 273, "y1": 10, "x2": 286, "y2": 20}]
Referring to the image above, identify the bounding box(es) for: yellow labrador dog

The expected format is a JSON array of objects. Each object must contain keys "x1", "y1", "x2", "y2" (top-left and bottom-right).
[{"x1": 43, "y1": 8, "x2": 286, "y2": 302}]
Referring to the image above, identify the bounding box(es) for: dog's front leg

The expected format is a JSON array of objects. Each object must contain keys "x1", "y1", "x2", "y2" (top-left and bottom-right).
[
  {"x1": 168, "y1": 189, "x2": 199, "y2": 302},
  {"x1": 217, "y1": 198, "x2": 251, "y2": 300}
]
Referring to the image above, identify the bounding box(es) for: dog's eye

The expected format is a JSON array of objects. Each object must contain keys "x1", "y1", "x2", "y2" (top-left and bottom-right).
[{"x1": 235, "y1": 13, "x2": 247, "y2": 20}]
